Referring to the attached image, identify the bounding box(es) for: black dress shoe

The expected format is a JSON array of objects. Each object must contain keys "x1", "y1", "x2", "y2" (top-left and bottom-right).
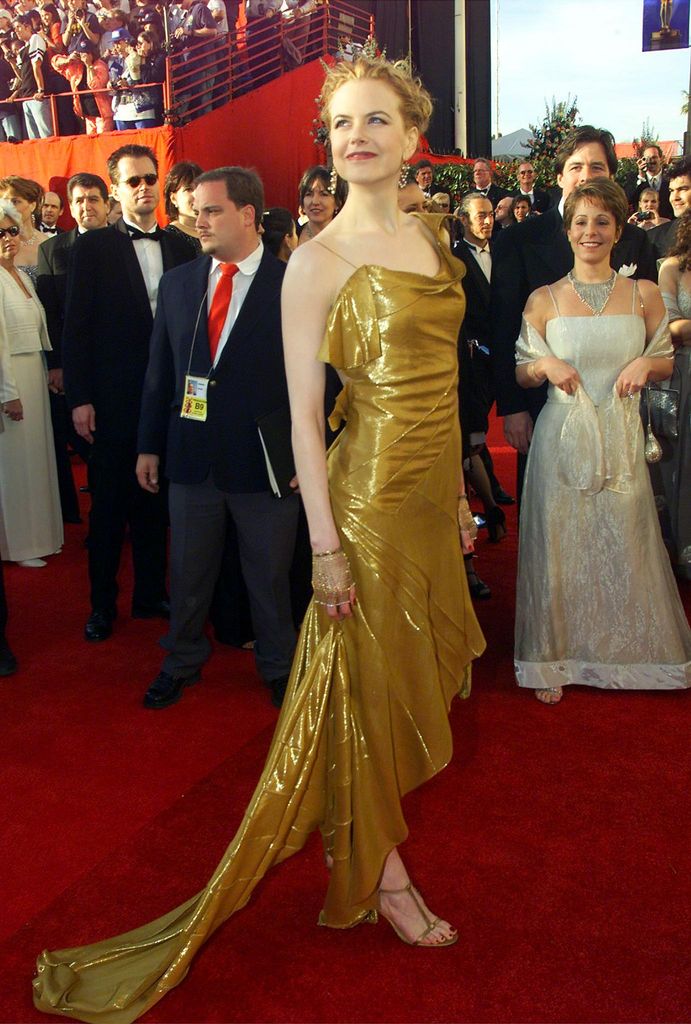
[
  {"x1": 269, "y1": 676, "x2": 289, "y2": 708},
  {"x1": 493, "y1": 488, "x2": 516, "y2": 505},
  {"x1": 132, "y1": 599, "x2": 171, "y2": 620},
  {"x1": 84, "y1": 610, "x2": 114, "y2": 642},
  {"x1": 0, "y1": 643, "x2": 18, "y2": 676},
  {"x1": 143, "y1": 670, "x2": 201, "y2": 709}
]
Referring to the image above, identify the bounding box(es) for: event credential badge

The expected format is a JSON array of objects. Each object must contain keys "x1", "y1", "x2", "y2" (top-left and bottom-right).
[{"x1": 181, "y1": 374, "x2": 208, "y2": 421}]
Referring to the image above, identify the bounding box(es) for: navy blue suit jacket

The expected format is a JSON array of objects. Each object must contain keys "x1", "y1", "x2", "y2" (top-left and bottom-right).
[{"x1": 137, "y1": 246, "x2": 290, "y2": 493}]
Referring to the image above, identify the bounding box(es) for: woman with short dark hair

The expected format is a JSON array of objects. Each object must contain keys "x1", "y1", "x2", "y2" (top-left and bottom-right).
[
  {"x1": 164, "y1": 160, "x2": 203, "y2": 255},
  {"x1": 296, "y1": 164, "x2": 343, "y2": 246}
]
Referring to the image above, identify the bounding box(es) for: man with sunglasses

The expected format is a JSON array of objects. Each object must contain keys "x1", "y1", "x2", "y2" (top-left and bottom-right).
[{"x1": 63, "y1": 144, "x2": 193, "y2": 643}]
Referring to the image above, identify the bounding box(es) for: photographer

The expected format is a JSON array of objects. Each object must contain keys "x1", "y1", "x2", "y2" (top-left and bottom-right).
[
  {"x1": 628, "y1": 144, "x2": 673, "y2": 220},
  {"x1": 628, "y1": 187, "x2": 670, "y2": 232},
  {"x1": 63, "y1": 0, "x2": 102, "y2": 56}
]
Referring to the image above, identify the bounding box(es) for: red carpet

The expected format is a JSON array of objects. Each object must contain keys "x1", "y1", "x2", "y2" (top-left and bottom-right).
[{"x1": 1, "y1": 452, "x2": 690, "y2": 1023}]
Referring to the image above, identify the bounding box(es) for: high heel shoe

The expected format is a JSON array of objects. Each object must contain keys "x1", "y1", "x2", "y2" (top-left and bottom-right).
[
  {"x1": 378, "y1": 882, "x2": 458, "y2": 947},
  {"x1": 484, "y1": 506, "x2": 506, "y2": 543},
  {"x1": 464, "y1": 555, "x2": 491, "y2": 599}
]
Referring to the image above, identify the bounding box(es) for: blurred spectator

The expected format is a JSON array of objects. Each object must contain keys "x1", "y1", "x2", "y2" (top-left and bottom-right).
[
  {"x1": 39, "y1": 190, "x2": 63, "y2": 233},
  {"x1": 512, "y1": 194, "x2": 532, "y2": 223},
  {"x1": 37, "y1": 172, "x2": 110, "y2": 524},
  {"x1": 415, "y1": 158, "x2": 433, "y2": 197},
  {"x1": 261, "y1": 206, "x2": 297, "y2": 261},
  {"x1": 52, "y1": 39, "x2": 114, "y2": 134},
  {"x1": 245, "y1": 0, "x2": 282, "y2": 85},
  {"x1": 0, "y1": 176, "x2": 52, "y2": 283},
  {"x1": 130, "y1": 0, "x2": 164, "y2": 46},
  {"x1": 658, "y1": 214, "x2": 691, "y2": 582},
  {"x1": 296, "y1": 165, "x2": 341, "y2": 245},
  {"x1": 164, "y1": 159, "x2": 202, "y2": 254},
  {"x1": 513, "y1": 160, "x2": 551, "y2": 213},
  {"x1": 207, "y1": 0, "x2": 228, "y2": 33},
  {"x1": 173, "y1": 0, "x2": 217, "y2": 118},
  {"x1": 108, "y1": 26, "x2": 158, "y2": 130},
  {"x1": 649, "y1": 156, "x2": 691, "y2": 260},
  {"x1": 39, "y1": 4, "x2": 65, "y2": 55},
  {"x1": 11, "y1": 13, "x2": 73, "y2": 139},
  {"x1": 493, "y1": 195, "x2": 515, "y2": 230},
  {"x1": 0, "y1": 197, "x2": 63, "y2": 568},
  {"x1": 136, "y1": 29, "x2": 164, "y2": 124},
  {"x1": 397, "y1": 181, "x2": 426, "y2": 214},
  {"x1": 62, "y1": 0, "x2": 101, "y2": 54},
  {"x1": 471, "y1": 158, "x2": 510, "y2": 208},
  {"x1": 628, "y1": 144, "x2": 673, "y2": 221},
  {"x1": 429, "y1": 191, "x2": 451, "y2": 214},
  {"x1": 628, "y1": 187, "x2": 670, "y2": 231},
  {"x1": 97, "y1": 7, "x2": 130, "y2": 54},
  {"x1": 0, "y1": 43, "x2": 21, "y2": 141}
]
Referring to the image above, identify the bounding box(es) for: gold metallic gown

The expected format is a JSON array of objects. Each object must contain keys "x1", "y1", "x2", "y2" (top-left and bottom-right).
[{"x1": 33, "y1": 216, "x2": 485, "y2": 1023}]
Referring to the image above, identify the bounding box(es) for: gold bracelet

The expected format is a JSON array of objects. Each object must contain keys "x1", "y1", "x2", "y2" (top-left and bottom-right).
[{"x1": 457, "y1": 495, "x2": 478, "y2": 541}]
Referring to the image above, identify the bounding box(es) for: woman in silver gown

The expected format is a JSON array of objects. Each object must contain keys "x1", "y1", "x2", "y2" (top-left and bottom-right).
[
  {"x1": 514, "y1": 178, "x2": 691, "y2": 704},
  {"x1": 658, "y1": 212, "x2": 691, "y2": 582}
]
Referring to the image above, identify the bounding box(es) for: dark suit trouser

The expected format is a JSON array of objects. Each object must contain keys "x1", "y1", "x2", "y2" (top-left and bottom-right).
[
  {"x1": 87, "y1": 438, "x2": 168, "y2": 614},
  {"x1": 162, "y1": 476, "x2": 298, "y2": 684},
  {"x1": 49, "y1": 392, "x2": 80, "y2": 522}
]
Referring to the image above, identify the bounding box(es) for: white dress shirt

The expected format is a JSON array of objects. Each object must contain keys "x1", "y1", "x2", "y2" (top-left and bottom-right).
[
  {"x1": 123, "y1": 219, "x2": 164, "y2": 318},
  {"x1": 464, "y1": 239, "x2": 492, "y2": 282},
  {"x1": 207, "y1": 240, "x2": 263, "y2": 367}
]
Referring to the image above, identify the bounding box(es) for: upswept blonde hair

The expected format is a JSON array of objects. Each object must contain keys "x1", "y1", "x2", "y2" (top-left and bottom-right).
[{"x1": 319, "y1": 57, "x2": 433, "y2": 134}]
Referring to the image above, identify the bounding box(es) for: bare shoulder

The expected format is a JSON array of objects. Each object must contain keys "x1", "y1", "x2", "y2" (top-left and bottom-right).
[
  {"x1": 525, "y1": 283, "x2": 555, "y2": 316},
  {"x1": 636, "y1": 277, "x2": 663, "y2": 305}
]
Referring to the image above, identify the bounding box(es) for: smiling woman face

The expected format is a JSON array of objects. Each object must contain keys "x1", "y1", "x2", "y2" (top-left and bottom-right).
[
  {"x1": 328, "y1": 77, "x2": 418, "y2": 190},
  {"x1": 300, "y1": 177, "x2": 336, "y2": 228},
  {"x1": 566, "y1": 198, "x2": 619, "y2": 266}
]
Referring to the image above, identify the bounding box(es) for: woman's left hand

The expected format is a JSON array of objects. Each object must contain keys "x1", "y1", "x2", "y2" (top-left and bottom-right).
[
  {"x1": 3, "y1": 399, "x2": 23, "y2": 421},
  {"x1": 615, "y1": 357, "x2": 650, "y2": 398}
]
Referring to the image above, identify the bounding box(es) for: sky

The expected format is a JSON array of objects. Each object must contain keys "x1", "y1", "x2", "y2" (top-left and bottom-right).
[{"x1": 490, "y1": 0, "x2": 690, "y2": 145}]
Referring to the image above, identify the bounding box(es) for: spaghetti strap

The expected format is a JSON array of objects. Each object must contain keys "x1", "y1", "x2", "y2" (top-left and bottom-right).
[
  {"x1": 546, "y1": 284, "x2": 560, "y2": 316},
  {"x1": 311, "y1": 238, "x2": 359, "y2": 269},
  {"x1": 632, "y1": 279, "x2": 643, "y2": 314}
]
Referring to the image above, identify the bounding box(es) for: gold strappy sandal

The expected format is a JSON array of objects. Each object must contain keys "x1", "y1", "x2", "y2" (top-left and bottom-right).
[{"x1": 378, "y1": 882, "x2": 458, "y2": 948}]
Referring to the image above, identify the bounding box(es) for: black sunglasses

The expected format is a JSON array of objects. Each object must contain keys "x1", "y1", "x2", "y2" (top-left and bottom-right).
[
  {"x1": 122, "y1": 174, "x2": 157, "y2": 188},
  {"x1": 0, "y1": 225, "x2": 20, "y2": 239}
]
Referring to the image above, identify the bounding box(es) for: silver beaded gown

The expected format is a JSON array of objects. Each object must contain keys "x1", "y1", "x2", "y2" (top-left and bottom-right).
[{"x1": 514, "y1": 283, "x2": 691, "y2": 691}]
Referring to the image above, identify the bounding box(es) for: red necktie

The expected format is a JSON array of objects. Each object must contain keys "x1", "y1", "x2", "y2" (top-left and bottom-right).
[{"x1": 208, "y1": 262, "x2": 239, "y2": 363}]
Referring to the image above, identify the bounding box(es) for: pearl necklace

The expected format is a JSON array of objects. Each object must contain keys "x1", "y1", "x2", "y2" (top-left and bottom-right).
[{"x1": 567, "y1": 269, "x2": 617, "y2": 317}]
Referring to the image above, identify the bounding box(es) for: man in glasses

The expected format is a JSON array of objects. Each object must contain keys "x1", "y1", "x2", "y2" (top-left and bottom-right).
[
  {"x1": 62, "y1": 144, "x2": 193, "y2": 643},
  {"x1": 512, "y1": 161, "x2": 552, "y2": 214}
]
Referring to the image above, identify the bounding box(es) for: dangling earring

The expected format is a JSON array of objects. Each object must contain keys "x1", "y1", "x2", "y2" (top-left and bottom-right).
[
  {"x1": 399, "y1": 161, "x2": 410, "y2": 189},
  {"x1": 329, "y1": 165, "x2": 338, "y2": 195}
]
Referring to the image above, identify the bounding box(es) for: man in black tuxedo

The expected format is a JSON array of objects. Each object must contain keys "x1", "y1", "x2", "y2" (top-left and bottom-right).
[
  {"x1": 649, "y1": 155, "x2": 691, "y2": 260},
  {"x1": 470, "y1": 158, "x2": 510, "y2": 209},
  {"x1": 513, "y1": 161, "x2": 552, "y2": 213},
  {"x1": 491, "y1": 125, "x2": 658, "y2": 499},
  {"x1": 63, "y1": 144, "x2": 192, "y2": 642},
  {"x1": 36, "y1": 172, "x2": 110, "y2": 523},
  {"x1": 39, "y1": 191, "x2": 64, "y2": 235},
  {"x1": 136, "y1": 166, "x2": 299, "y2": 710},
  {"x1": 627, "y1": 144, "x2": 673, "y2": 221}
]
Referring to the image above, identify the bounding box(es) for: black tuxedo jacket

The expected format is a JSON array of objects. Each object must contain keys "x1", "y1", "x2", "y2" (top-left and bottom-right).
[
  {"x1": 478, "y1": 183, "x2": 510, "y2": 208},
  {"x1": 453, "y1": 238, "x2": 491, "y2": 344},
  {"x1": 490, "y1": 205, "x2": 658, "y2": 420},
  {"x1": 628, "y1": 178, "x2": 673, "y2": 220},
  {"x1": 648, "y1": 217, "x2": 679, "y2": 261},
  {"x1": 36, "y1": 227, "x2": 80, "y2": 370},
  {"x1": 62, "y1": 219, "x2": 192, "y2": 441},
  {"x1": 512, "y1": 187, "x2": 552, "y2": 214},
  {"x1": 137, "y1": 247, "x2": 290, "y2": 494}
]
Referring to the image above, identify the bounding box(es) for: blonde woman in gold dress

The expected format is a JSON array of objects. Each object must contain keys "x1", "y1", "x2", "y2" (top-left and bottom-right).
[{"x1": 33, "y1": 57, "x2": 484, "y2": 1023}]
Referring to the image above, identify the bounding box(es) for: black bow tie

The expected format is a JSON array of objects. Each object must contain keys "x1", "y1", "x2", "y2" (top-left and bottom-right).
[
  {"x1": 41, "y1": 225, "x2": 58, "y2": 234},
  {"x1": 128, "y1": 225, "x2": 165, "y2": 242}
]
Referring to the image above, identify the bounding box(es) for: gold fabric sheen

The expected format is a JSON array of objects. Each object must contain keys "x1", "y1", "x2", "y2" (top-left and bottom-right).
[{"x1": 33, "y1": 215, "x2": 485, "y2": 1023}]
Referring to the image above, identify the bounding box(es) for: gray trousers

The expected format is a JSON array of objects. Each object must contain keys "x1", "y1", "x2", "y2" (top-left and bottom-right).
[{"x1": 161, "y1": 475, "x2": 299, "y2": 683}]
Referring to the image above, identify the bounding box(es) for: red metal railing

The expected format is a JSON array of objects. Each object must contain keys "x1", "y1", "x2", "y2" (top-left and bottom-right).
[{"x1": 2, "y1": 0, "x2": 374, "y2": 141}]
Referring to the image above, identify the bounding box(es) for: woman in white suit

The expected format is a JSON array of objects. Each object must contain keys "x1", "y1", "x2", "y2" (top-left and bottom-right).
[{"x1": 0, "y1": 199, "x2": 62, "y2": 567}]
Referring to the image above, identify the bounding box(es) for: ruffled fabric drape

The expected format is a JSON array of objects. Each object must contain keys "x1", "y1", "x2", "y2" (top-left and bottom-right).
[
  {"x1": 515, "y1": 307, "x2": 691, "y2": 692},
  {"x1": 33, "y1": 215, "x2": 485, "y2": 1023}
]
